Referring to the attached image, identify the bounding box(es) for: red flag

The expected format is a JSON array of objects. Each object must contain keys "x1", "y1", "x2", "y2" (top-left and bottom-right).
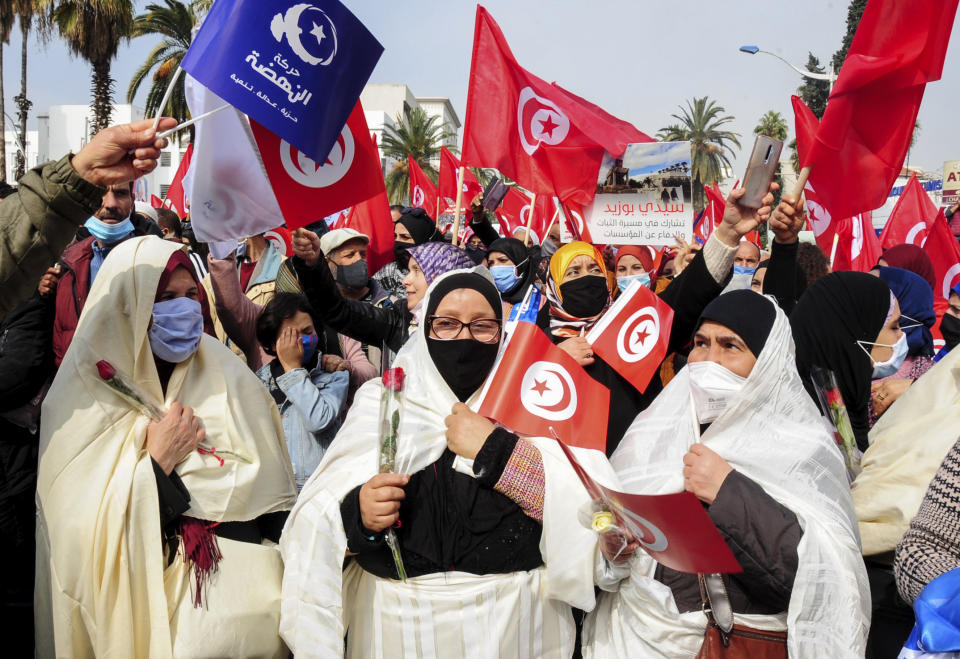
[
  {"x1": 250, "y1": 102, "x2": 384, "y2": 231},
  {"x1": 477, "y1": 322, "x2": 610, "y2": 451},
  {"x1": 585, "y1": 281, "x2": 673, "y2": 393},
  {"x1": 408, "y1": 155, "x2": 440, "y2": 216},
  {"x1": 438, "y1": 147, "x2": 483, "y2": 206},
  {"x1": 699, "y1": 183, "x2": 727, "y2": 243},
  {"x1": 521, "y1": 194, "x2": 556, "y2": 241},
  {"x1": 794, "y1": 0, "x2": 958, "y2": 219},
  {"x1": 555, "y1": 440, "x2": 741, "y2": 574},
  {"x1": 461, "y1": 6, "x2": 651, "y2": 206},
  {"x1": 344, "y1": 189, "x2": 393, "y2": 273},
  {"x1": 832, "y1": 212, "x2": 881, "y2": 273},
  {"x1": 150, "y1": 194, "x2": 164, "y2": 209},
  {"x1": 558, "y1": 199, "x2": 593, "y2": 243},
  {"x1": 263, "y1": 226, "x2": 293, "y2": 257},
  {"x1": 879, "y1": 174, "x2": 939, "y2": 248},
  {"x1": 165, "y1": 142, "x2": 193, "y2": 218},
  {"x1": 924, "y1": 209, "x2": 960, "y2": 300},
  {"x1": 802, "y1": 179, "x2": 843, "y2": 258},
  {"x1": 495, "y1": 186, "x2": 531, "y2": 237}
]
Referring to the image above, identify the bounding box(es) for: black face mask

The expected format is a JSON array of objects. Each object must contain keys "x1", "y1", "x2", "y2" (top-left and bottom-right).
[
  {"x1": 335, "y1": 259, "x2": 369, "y2": 291},
  {"x1": 427, "y1": 338, "x2": 500, "y2": 402},
  {"x1": 559, "y1": 274, "x2": 609, "y2": 318},
  {"x1": 394, "y1": 241, "x2": 413, "y2": 268},
  {"x1": 465, "y1": 245, "x2": 487, "y2": 265},
  {"x1": 941, "y1": 313, "x2": 960, "y2": 351}
]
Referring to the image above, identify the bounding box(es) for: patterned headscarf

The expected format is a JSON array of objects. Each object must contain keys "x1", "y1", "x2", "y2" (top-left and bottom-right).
[
  {"x1": 409, "y1": 242, "x2": 476, "y2": 284},
  {"x1": 545, "y1": 241, "x2": 611, "y2": 337}
]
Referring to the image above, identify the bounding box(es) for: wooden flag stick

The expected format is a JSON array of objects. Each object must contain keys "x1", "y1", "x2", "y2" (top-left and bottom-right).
[
  {"x1": 152, "y1": 66, "x2": 184, "y2": 133},
  {"x1": 791, "y1": 166, "x2": 811, "y2": 200},
  {"x1": 451, "y1": 166, "x2": 466, "y2": 245},
  {"x1": 524, "y1": 193, "x2": 537, "y2": 247},
  {"x1": 156, "y1": 104, "x2": 230, "y2": 139}
]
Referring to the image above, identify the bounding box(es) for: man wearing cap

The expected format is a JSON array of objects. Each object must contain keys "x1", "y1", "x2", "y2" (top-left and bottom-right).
[{"x1": 321, "y1": 228, "x2": 392, "y2": 371}]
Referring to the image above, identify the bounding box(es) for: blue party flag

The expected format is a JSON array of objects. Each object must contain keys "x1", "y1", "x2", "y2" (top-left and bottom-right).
[{"x1": 181, "y1": 0, "x2": 383, "y2": 163}]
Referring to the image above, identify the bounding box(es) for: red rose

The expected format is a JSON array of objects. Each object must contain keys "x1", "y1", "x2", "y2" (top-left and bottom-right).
[
  {"x1": 96, "y1": 360, "x2": 116, "y2": 381},
  {"x1": 825, "y1": 388, "x2": 843, "y2": 408},
  {"x1": 383, "y1": 367, "x2": 406, "y2": 393}
]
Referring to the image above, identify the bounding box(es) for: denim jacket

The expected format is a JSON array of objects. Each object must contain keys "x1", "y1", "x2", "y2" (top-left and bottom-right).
[{"x1": 257, "y1": 360, "x2": 349, "y2": 490}]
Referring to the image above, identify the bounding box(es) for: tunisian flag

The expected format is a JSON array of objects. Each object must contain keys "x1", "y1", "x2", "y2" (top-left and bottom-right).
[
  {"x1": 408, "y1": 155, "x2": 440, "y2": 216},
  {"x1": 477, "y1": 321, "x2": 609, "y2": 451},
  {"x1": 165, "y1": 142, "x2": 193, "y2": 218},
  {"x1": 495, "y1": 186, "x2": 532, "y2": 237},
  {"x1": 879, "y1": 174, "x2": 939, "y2": 248},
  {"x1": 250, "y1": 101, "x2": 384, "y2": 230},
  {"x1": 461, "y1": 6, "x2": 652, "y2": 206},
  {"x1": 794, "y1": 0, "x2": 958, "y2": 219},
  {"x1": 341, "y1": 134, "x2": 394, "y2": 274},
  {"x1": 558, "y1": 199, "x2": 593, "y2": 243},
  {"x1": 832, "y1": 212, "x2": 882, "y2": 273},
  {"x1": 924, "y1": 209, "x2": 960, "y2": 300},
  {"x1": 585, "y1": 281, "x2": 673, "y2": 393},
  {"x1": 438, "y1": 147, "x2": 482, "y2": 207}
]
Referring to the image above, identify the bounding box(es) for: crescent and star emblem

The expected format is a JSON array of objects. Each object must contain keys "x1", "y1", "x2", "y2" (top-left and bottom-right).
[
  {"x1": 279, "y1": 125, "x2": 354, "y2": 188},
  {"x1": 517, "y1": 87, "x2": 570, "y2": 155},
  {"x1": 520, "y1": 361, "x2": 578, "y2": 421},
  {"x1": 270, "y1": 3, "x2": 338, "y2": 67}
]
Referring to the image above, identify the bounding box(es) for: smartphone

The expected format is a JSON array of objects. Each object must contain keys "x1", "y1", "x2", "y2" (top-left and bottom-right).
[
  {"x1": 739, "y1": 136, "x2": 783, "y2": 209},
  {"x1": 482, "y1": 178, "x2": 510, "y2": 211}
]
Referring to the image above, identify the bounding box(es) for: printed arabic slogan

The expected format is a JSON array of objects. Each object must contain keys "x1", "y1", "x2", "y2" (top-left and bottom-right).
[
  {"x1": 181, "y1": 0, "x2": 383, "y2": 164},
  {"x1": 585, "y1": 141, "x2": 694, "y2": 246}
]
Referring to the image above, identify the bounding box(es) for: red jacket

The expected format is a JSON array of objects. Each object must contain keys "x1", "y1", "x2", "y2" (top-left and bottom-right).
[{"x1": 52, "y1": 237, "x2": 95, "y2": 366}]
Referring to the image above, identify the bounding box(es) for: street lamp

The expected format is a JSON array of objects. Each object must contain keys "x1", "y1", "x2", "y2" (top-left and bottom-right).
[{"x1": 739, "y1": 45, "x2": 837, "y2": 93}]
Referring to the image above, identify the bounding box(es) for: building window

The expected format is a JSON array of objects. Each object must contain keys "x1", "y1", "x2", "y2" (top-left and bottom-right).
[
  {"x1": 160, "y1": 184, "x2": 170, "y2": 197},
  {"x1": 160, "y1": 152, "x2": 171, "y2": 167}
]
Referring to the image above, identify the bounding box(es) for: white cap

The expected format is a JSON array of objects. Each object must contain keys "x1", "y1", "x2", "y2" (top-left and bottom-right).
[
  {"x1": 320, "y1": 227, "x2": 370, "y2": 255},
  {"x1": 135, "y1": 201, "x2": 158, "y2": 223}
]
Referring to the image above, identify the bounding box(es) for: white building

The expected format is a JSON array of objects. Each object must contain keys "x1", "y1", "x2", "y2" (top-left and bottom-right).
[{"x1": 3, "y1": 128, "x2": 38, "y2": 183}]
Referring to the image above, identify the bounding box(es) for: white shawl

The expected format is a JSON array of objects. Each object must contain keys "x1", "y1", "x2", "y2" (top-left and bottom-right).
[
  {"x1": 279, "y1": 268, "x2": 612, "y2": 657},
  {"x1": 586, "y1": 295, "x2": 870, "y2": 658}
]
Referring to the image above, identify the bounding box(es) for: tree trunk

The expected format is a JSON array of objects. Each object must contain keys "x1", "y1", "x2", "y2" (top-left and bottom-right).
[
  {"x1": 15, "y1": 18, "x2": 29, "y2": 181},
  {"x1": 91, "y1": 58, "x2": 114, "y2": 136},
  {"x1": 0, "y1": 44, "x2": 6, "y2": 183}
]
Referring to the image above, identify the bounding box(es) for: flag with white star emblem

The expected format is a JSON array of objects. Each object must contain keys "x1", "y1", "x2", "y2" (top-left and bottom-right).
[
  {"x1": 181, "y1": 0, "x2": 382, "y2": 164},
  {"x1": 461, "y1": 6, "x2": 652, "y2": 207},
  {"x1": 585, "y1": 279, "x2": 673, "y2": 393},
  {"x1": 475, "y1": 321, "x2": 609, "y2": 451}
]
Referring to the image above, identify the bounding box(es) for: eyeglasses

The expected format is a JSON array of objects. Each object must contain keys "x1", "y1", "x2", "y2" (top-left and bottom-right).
[{"x1": 427, "y1": 316, "x2": 502, "y2": 343}]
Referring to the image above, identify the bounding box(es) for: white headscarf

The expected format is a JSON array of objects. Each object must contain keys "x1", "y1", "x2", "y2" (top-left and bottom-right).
[
  {"x1": 279, "y1": 267, "x2": 611, "y2": 656},
  {"x1": 586, "y1": 295, "x2": 870, "y2": 658}
]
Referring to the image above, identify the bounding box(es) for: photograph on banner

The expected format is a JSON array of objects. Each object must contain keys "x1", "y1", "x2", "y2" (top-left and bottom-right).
[
  {"x1": 944, "y1": 160, "x2": 960, "y2": 206},
  {"x1": 584, "y1": 141, "x2": 694, "y2": 246}
]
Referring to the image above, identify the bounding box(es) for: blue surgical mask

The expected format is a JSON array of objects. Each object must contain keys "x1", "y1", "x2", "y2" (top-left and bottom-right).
[
  {"x1": 301, "y1": 333, "x2": 319, "y2": 365},
  {"x1": 84, "y1": 216, "x2": 134, "y2": 244},
  {"x1": 859, "y1": 332, "x2": 909, "y2": 379},
  {"x1": 490, "y1": 264, "x2": 521, "y2": 293},
  {"x1": 732, "y1": 265, "x2": 756, "y2": 277},
  {"x1": 148, "y1": 297, "x2": 204, "y2": 363},
  {"x1": 617, "y1": 272, "x2": 650, "y2": 293}
]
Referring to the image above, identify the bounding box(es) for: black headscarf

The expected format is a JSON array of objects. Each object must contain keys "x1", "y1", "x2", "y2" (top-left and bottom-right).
[
  {"x1": 398, "y1": 207, "x2": 443, "y2": 245},
  {"x1": 425, "y1": 272, "x2": 504, "y2": 402},
  {"x1": 487, "y1": 237, "x2": 541, "y2": 304},
  {"x1": 791, "y1": 272, "x2": 892, "y2": 450},
  {"x1": 696, "y1": 290, "x2": 777, "y2": 358}
]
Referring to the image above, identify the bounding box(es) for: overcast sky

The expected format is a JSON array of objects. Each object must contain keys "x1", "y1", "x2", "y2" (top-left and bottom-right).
[{"x1": 6, "y1": 0, "x2": 959, "y2": 178}]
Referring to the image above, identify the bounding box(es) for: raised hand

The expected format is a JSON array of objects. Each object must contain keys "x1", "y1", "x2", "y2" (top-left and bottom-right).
[{"x1": 71, "y1": 117, "x2": 177, "y2": 187}]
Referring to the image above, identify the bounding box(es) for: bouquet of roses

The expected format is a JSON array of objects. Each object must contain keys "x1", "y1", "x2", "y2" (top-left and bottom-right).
[
  {"x1": 378, "y1": 367, "x2": 408, "y2": 581},
  {"x1": 96, "y1": 360, "x2": 250, "y2": 465},
  {"x1": 810, "y1": 366, "x2": 861, "y2": 480}
]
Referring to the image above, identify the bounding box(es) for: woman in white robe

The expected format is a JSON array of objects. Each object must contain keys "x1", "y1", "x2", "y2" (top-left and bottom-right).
[
  {"x1": 279, "y1": 268, "x2": 613, "y2": 658},
  {"x1": 35, "y1": 237, "x2": 298, "y2": 658},
  {"x1": 583, "y1": 291, "x2": 871, "y2": 658}
]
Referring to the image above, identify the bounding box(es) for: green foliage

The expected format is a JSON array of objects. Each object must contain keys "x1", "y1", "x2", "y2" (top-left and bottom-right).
[
  {"x1": 658, "y1": 96, "x2": 740, "y2": 213},
  {"x1": 753, "y1": 110, "x2": 788, "y2": 140},
  {"x1": 380, "y1": 106, "x2": 454, "y2": 205},
  {"x1": 796, "y1": 53, "x2": 830, "y2": 119},
  {"x1": 127, "y1": 0, "x2": 195, "y2": 141}
]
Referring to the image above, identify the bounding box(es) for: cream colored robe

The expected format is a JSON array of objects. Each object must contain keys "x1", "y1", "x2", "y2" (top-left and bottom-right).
[{"x1": 35, "y1": 237, "x2": 298, "y2": 658}]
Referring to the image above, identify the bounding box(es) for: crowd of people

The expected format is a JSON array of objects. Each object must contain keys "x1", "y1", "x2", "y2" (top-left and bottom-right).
[{"x1": 3, "y1": 117, "x2": 960, "y2": 658}]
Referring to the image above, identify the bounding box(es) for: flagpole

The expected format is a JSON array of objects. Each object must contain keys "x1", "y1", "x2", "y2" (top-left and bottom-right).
[
  {"x1": 156, "y1": 104, "x2": 230, "y2": 139},
  {"x1": 791, "y1": 166, "x2": 811, "y2": 200},
  {"x1": 451, "y1": 166, "x2": 466, "y2": 245},
  {"x1": 523, "y1": 193, "x2": 537, "y2": 247},
  {"x1": 152, "y1": 66, "x2": 183, "y2": 133},
  {"x1": 829, "y1": 233, "x2": 839, "y2": 268}
]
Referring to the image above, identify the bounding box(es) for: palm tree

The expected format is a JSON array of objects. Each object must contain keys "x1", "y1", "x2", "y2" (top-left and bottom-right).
[
  {"x1": 127, "y1": 0, "x2": 195, "y2": 137},
  {"x1": 38, "y1": 0, "x2": 133, "y2": 134},
  {"x1": 380, "y1": 106, "x2": 454, "y2": 204},
  {"x1": 658, "y1": 97, "x2": 740, "y2": 212},
  {"x1": 0, "y1": 4, "x2": 15, "y2": 183},
  {"x1": 753, "y1": 110, "x2": 788, "y2": 140},
  {"x1": 13, "y1": 1, "x2": 36, "y2": 180}
]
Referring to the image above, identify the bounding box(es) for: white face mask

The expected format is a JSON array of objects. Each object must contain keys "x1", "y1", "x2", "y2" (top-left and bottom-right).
[
  {"x1": 688, "y1": 360, "x2": 747, "y2": 424},
  {"x1": 859, "y1": 332, "x2": 908, "y2": 380}
]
